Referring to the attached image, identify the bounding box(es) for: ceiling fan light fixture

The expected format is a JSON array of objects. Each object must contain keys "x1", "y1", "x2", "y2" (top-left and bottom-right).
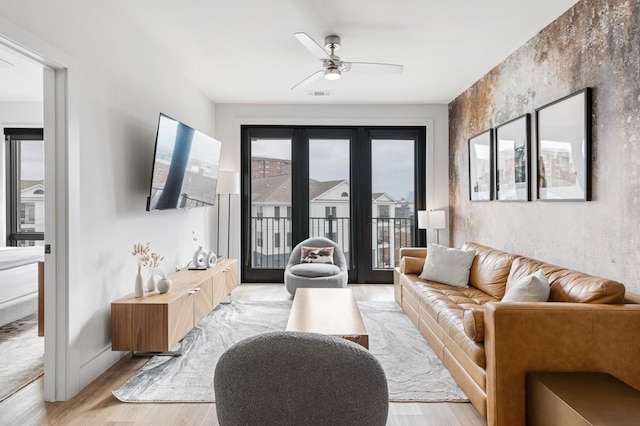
[{"x1": 324, "y1": 66, "x2": 341, "y2": 80}]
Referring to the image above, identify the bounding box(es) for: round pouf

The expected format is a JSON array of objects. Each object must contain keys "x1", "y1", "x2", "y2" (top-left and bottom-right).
[{"x1": 214, "y1": 331, "x2": 388, "y2": 426}]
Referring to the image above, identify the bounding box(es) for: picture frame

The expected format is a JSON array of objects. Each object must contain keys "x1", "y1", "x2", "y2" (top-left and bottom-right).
[
  {"x1": 495, "y1": 114, "x2": 531, "y2": 201},
  {"x1": 468, "y1": 129, "x2": 493, "y2": 201},
  {"x1": 536, "y1": 88, "x2": 592, "y2": 201}
]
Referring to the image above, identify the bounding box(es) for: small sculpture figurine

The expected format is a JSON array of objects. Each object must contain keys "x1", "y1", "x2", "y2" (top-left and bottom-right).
[{"x1": 206, "y1": 250, "x2": 218, "y2": 268}]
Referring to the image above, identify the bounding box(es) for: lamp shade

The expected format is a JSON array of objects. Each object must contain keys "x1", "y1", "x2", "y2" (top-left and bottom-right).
[
  {"x1": 217, "y1": 171, "x2": 240, "y2": 195},
  {"x1": 417, "y1": 210, "x2": 428, "y2": 229},
  {"x1": 427, "y1": 210, "x2": 446, "y2": 230}
]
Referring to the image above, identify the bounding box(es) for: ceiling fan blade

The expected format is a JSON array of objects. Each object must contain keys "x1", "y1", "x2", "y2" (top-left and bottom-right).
[
  {"x1": 294, "y1": 32, "x2": 331, "y2": 60},
  {"x1": 0, "y1": 58, "x2": 15, "y2": 68},
  {"x1": 290, "y1": 70, "x2": 323, "y2": 90},
  {"x1": 345, "y1": 62, "x2": 403, "y2": 74}
]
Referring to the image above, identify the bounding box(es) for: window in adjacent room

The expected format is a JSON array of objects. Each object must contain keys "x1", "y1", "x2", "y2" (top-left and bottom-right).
[{"x1": 4, "y1": 128, "x2": 45, "y2": 247}]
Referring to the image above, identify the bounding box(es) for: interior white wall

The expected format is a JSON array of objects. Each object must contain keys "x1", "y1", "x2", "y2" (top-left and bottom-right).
[
  {"x1": 0, "y1": 101, "x2": 43, "y2": 245},
  {"x1": 0, "y1": 3, "x2": 216, "y2": 398},
  {"x1": 214, "y1": 103, "x2": 450, "y2": 264}
]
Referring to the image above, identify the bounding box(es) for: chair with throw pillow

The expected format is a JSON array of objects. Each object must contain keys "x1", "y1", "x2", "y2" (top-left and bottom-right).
[
  {"x1": 214, "y1": 331, "x2": 389, "y2": 426},
  {"x1": 284, "y1": 237, "x2": 348, "y2": 295}
]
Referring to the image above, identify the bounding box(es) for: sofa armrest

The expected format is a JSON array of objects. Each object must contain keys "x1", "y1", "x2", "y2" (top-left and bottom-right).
[
  {"x1": 398, "y1": 247, "x2": 427, "y2": 259},
  {"x1": 484, "y1": 302, "x2": 640, "y2": 426},
  {"x1": 624, "y1": 291, "x2": 640, "y2": 304}
]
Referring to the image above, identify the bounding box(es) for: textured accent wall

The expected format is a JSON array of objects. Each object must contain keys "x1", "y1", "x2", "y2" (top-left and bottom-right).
[{"x1": 449, "y1": 0, "x2": 640, "y2": 293}]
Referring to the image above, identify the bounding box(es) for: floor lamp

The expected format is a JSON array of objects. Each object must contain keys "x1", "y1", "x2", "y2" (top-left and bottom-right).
[
  {"x1": 216, "y1": 171, "x2": 240, "y2": 258},
  {"x1": 427, "y1": 210, "x2": 446, "y2": 245},
  {"x1": 418, "y1": 209, "x2": 447, "y2": 245}
]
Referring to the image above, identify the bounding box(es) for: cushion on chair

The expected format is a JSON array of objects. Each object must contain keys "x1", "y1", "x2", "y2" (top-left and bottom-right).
[
  {"x1": 289, "y1": 263, "x2": 341, "y2": 278},
  {"x1": 285, "y1": 237, "x2": 349, "y2": 295},
  {"x1": 301, "y1": 246, "x2": 335, "y2": 264}
]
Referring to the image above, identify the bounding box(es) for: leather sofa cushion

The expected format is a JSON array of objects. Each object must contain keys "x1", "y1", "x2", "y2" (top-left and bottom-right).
[
  {"x1": 403, "y1": 275, "x2": 494, "y2": 367},
  {"x1": 507, "y1": 256, "x2": 625, "y2": 304},
  {"x1": 400, "y1": 256, "x2": 425, "y2": 274},
  {"x1": 463, "y1": 308, "x2": 485, "y2": 342},
  {"x1": 463, "y1": 242, "x2": 515, "y2": 300}
]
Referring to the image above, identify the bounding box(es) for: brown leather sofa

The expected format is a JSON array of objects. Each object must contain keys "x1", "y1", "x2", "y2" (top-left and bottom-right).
[{"x1": 394, "y1": 242, "x2": 640, "y2": 426}]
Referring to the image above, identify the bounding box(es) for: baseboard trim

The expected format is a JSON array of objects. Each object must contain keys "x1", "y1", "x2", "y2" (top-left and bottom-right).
[{"x1": 79, "y1": 345, "x2": 127, "y2": 390}]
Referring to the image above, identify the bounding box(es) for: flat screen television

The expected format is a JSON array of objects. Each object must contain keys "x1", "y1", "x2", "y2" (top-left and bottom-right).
[{"x1": 146, "y1": 113, "x2": 222, "y2": 211}]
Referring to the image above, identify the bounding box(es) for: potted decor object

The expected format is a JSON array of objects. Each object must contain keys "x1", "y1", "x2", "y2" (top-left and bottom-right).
[
  {"x1": 157, "y1": 269, "x2": 173, "y2": 293},
  {"x1": 206, "y1": 250, "x2": 218, "y2": 268},
  {"x1": 132, "y1": 243, "x2": 150, "y2": 298}
]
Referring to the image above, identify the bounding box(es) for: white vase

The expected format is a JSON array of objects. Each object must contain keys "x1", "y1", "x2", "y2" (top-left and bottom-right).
[
  {"x1": 157, "y1": 277, "x2": 173, "y2": 293},
  {"x1": 193, "y1": 245, "x2": 207, "y2": 268},
  {"x1": 147, "y1": 268, "x2": 157, "y2": 292},
  {"x1": 134, "y1": 265, "x2": 144, "y2": 298},
  {"x1": 206, "y1": 250, "x2": 218, "y2": 268}
]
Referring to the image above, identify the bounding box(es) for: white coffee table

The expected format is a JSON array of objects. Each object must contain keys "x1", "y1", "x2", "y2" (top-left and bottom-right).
[{"x1": 286, "y1": 288, "x2": 369, "y2": 349}]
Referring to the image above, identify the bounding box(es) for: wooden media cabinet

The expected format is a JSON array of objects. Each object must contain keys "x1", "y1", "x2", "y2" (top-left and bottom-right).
[{"x1": 111, "y1": 258, "x2": 238, "y2": 353}]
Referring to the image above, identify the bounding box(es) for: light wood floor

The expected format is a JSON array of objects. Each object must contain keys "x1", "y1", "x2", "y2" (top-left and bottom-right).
[{"x1": 0, "y1": 284, "x2": 486, "y2": 426}]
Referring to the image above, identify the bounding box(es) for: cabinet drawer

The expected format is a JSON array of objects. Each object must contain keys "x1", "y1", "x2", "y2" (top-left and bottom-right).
[
  {"x1": 193, "y1": 277, "x2": 214, "y2": 324},
  {"x1": 167, "y1": 290, "x2": 195, "y2": 351}
]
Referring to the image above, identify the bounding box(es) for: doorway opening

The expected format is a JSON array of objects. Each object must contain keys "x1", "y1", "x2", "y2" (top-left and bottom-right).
[{"x1": 0, "y1": 47, "x2": 45, "y2": 401}]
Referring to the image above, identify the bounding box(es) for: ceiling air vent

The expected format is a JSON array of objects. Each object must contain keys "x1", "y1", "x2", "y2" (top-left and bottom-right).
[{"x1": 307, "y1": 90, "x2": 331, "y2": 97}]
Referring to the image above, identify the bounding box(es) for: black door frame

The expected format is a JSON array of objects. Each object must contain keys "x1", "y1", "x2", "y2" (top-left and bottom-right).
[{"x1": 241, "y1": 125, "x2": 426, "y2": 284}]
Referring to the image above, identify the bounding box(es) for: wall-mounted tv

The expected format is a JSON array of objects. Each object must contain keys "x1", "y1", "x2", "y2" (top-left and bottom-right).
[{"x1": 146, "y1": 113, "x2": 222, "y2": 211}]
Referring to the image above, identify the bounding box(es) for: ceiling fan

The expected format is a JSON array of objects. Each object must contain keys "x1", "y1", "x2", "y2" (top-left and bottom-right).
[{"x1": 291, "y1": 32, "x2": 403, "y2": 90}]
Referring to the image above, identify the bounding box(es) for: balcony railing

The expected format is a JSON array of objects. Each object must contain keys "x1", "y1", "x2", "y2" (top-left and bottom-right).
[{"x1": 250, "y1": 215, "x2": 415, "y2": 270}]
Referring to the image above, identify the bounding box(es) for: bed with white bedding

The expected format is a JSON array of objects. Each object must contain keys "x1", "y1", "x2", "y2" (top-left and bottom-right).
[{"x1": 0, "y1": 247, "x2": 44, "y2": 327}]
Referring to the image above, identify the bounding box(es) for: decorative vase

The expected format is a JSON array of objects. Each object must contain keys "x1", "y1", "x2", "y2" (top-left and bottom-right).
[
  {"x1": 134, "y1": 265, "x2": 144, "y2": 298},
  {"x1": 206, "y1": 250, "x2": 218, "y2": 268},
  {"x1": 147, "y1": 268, "x2": 157, "y2": 292},
  {"x1": 192, "y1": 245, "x2": 207, "y2": 269},
  {"x1": 157, "y1": 277, "x2": 173, "y2": 293}
]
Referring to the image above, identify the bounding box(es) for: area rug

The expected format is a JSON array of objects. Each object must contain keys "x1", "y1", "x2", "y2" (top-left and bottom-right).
[
  {"x1": 113, "y1": 301, "x2": 468, "y2": 403},
  {"x1": 0, "y1": 314, "x2": 44, "y2": 402}
]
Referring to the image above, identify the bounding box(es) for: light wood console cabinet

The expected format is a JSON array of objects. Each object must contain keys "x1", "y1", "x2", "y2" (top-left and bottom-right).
[{"x1": 111, "y1": 259, "x2": 238, "y2": 353}]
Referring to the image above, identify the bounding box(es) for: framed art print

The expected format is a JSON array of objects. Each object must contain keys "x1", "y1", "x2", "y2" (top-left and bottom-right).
[
  {"x1": 536, "y1": 88, "x2": 592, "y2": 201},
  {"x1": 495, "y1": 114, "x2": 531, "y2": 201},
  {"x1": 468, "y1": 129, "x2": 493, "y2": 201}
]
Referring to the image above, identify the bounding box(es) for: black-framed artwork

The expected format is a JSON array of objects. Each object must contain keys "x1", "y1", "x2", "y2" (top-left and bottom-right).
[
  {"x1": 468, "y1": 129, "x2": 493, "y2": 201},
  {"x1": 536, "y1": 88, "x2": 592, "y2": 201},
  {"x1": 495, "y1": 114, "x2": 531, "y2": 201}
]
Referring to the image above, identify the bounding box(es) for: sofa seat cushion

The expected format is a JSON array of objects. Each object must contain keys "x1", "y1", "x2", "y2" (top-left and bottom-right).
[
  {"x1": 436, "y1": 303, "x2": 486, "y2": 369},
  {"x1": 507, "y1": 257, "x2": 625, "y2": 304},
  {"x1": 289, "y1": 263, "x2": 341, "y2": 278},
  {"x1": 404, "y1": 276, "x2": 495, "y2": 368}
]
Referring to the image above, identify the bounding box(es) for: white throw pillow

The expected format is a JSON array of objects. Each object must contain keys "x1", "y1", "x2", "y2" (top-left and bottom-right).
[
  {"x1": 419, "y1": 244, "x2": 476, "y2": 288},
  {"x1": 502, "y1": 269, "x2": 550, "y2": 302}
]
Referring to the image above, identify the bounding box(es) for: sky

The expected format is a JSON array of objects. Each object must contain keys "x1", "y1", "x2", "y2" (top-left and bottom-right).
[
  {"x1": 20, "y1": 140, "x2": 44, "y2": 181},
  {"x1": 252, "y1": 137, "x2": 414, "y2": 200}
]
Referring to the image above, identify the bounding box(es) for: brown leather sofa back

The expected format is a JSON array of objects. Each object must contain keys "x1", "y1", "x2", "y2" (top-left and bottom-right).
[
  {"x1": 507, "y1": 256, "x2": 625, "y2": 304},
  {"x1": 463, "y1": 242, "x2": 515, "y2": 300}
]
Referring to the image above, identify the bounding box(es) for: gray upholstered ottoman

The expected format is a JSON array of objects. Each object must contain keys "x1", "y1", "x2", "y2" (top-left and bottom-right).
[{"x1": 214, "y1": 331, "x2": 388, "y2": 426}]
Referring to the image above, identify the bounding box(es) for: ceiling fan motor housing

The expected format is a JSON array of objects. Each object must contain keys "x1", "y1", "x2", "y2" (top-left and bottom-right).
[{"x1": 324, "y1": 35, "x2": 341, "y2": 51}]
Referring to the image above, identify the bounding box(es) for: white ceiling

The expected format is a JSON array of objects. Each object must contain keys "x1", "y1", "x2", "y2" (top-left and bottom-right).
[
  {"x1": 0, "y1": 1, "x2": 580, "y2": 104},
  {"x1": 0, "y1": 44, "x2": 43, "y2": 102}
]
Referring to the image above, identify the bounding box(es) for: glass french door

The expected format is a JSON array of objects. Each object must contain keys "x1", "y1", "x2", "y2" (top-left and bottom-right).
[
  {"x1": 366, "y1": 131, "x2": 422, "y2": 282},
  {"x1": 241, "y1": 126, "x2": 425, "y2": 284}
]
